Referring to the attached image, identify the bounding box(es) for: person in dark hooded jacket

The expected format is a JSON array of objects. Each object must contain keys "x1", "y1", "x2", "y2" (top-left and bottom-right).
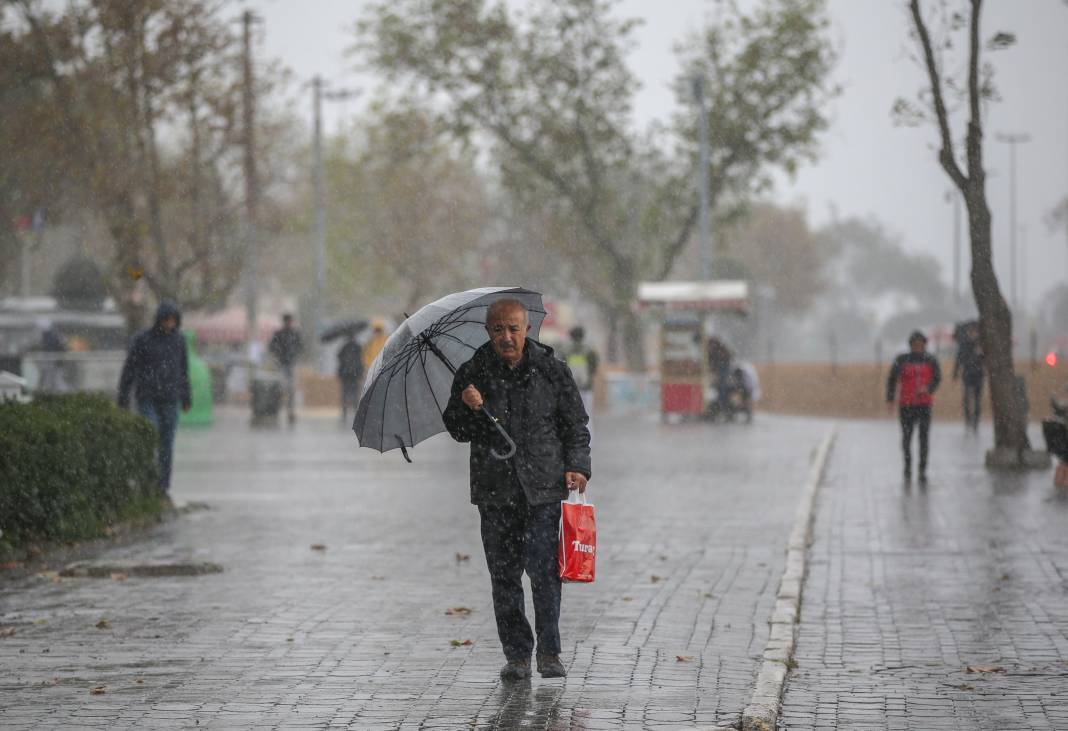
[
  {"x1": 118, "y1": 300, "x2": 191, "y2": 494},
  {"x1": 442, "y1": 298, "x2": 591, "y2": 683}
]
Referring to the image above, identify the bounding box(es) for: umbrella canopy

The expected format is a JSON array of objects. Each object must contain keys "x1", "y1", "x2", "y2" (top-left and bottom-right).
[
  {"x1": 353, "y1": 286, "x2": 546, "y2": 458},
  {"x1": 320, "y1": 318, "x2": 368, "y2": 343}
]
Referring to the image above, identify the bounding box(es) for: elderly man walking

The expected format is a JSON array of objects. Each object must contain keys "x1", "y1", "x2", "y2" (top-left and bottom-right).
[{"x1": 442, "y1": 299, "x2": 592, "y2": 681}]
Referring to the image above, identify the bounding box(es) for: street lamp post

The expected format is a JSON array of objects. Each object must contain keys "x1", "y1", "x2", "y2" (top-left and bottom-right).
[
  {"x1": 944, "y1": 189, "x2": 962, "y2": 307},
  {"x1": 310, "y1": 77, "x2": 358, "y2": 370},
  {"x1": 995, "y1": 131, "x2": 1030, "y2": 313}
]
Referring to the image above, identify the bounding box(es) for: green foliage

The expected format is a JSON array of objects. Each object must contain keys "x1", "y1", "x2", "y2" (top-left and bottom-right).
[
  {"x1": 0, "y1": 394, "x2": 160, "y2": 554},
  {"x1": 356, "y1": 0, "x2": 838, "y2": 368}
]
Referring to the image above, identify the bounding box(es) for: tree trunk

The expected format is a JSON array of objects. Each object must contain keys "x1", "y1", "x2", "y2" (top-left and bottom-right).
[
  {"x1": 966, "y1": 192, "x2": 1030, "y2": 450},
  {"x1": 618, "y1": 306, "x2": 645, "y2": 373}
]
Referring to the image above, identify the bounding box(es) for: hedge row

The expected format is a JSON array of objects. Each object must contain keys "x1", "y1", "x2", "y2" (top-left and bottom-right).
[{"x1": 0, "y1": 393, "x2": 162, "y2": 553}]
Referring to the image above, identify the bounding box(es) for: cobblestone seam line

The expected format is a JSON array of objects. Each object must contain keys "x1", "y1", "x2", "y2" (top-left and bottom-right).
[{"x1": 741, "y1": 428, "x2": 836, "y2": 731}]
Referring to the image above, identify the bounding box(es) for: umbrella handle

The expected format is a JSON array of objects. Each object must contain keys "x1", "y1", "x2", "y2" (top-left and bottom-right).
[{"x1": 481, "y1": 407, "x2": 516, "y2": 460}]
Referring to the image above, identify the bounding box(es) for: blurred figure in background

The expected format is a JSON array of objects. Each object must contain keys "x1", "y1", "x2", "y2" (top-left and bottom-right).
[
  {"x1": 563, "y1": 326, "x2": 599, "y2": 424},
  {"x1": 886, "y1": 330, "x2": 942, "y2": 484},
  {"x1": 36, "y1": 317, "x2": 67, "y2": 392},
  {"x1": 362, "y1": 318, "x2": 388, "y2": 373},
  {"x1": 337, "y1": 331, "x2": 364, "y2": 426},
  {"x1": 118, "y1": 300, "x2": 191, "y2": 499},
  {"x1": 953, "y1": 321, "x2": 984, "y2": 432},
  {"x1": 269, "y1": 313, "x2": 304, "y2": 425}
]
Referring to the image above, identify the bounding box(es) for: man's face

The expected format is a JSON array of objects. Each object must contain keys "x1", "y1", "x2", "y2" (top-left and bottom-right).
[
  {"x1": 160, "y1": 315, "x2": 178, "y2": 333},
  {"x1": 487, "y1": 307, "x2": 530, "y2": 367},
  {"x1": 910, "y1": 338, "x2": 926, "y2": 354}
]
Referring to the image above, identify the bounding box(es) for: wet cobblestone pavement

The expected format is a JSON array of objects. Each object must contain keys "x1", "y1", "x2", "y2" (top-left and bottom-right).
[
  {"x1": 780, "y1": 421, "x2": 1068, "y2": 730},
  {"x1": 1, "y1": 409, "x2": 825, "y2": 730}
]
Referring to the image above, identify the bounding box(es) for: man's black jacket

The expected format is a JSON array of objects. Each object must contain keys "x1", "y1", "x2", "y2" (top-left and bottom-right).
[
  {"x1": 118, "y1": 300, "x2": 191, "y2": 409},
  {"x1": 442, "y1": 339, "x2": 591, "y2": 507}
]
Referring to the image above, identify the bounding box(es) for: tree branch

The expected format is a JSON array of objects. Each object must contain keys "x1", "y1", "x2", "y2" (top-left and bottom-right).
[
  {"x1": 965, "y1": 0, "x2": 984, "y2": 185},
  {"x1": 908, "y1": 0, "x2": 967, "y2": 191}
]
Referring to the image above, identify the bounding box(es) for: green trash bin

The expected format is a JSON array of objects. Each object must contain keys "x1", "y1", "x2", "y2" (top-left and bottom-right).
[{"x1": 179, "y1": 329, "x2": 214, "y2": 427}]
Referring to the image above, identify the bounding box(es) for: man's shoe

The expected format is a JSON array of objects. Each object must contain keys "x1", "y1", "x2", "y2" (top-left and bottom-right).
[
  {"x1": 536, "y1": 654, "x2": 567, "y2": 678},
  {"x1": 918, "y1": 471, "x2": 928, "y2": 486},
  {"x1": 499, "y1": 658, "x2": 531, "y2": 681}
]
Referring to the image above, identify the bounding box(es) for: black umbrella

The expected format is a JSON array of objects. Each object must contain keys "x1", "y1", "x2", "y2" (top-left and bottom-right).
[
  {"x1": 352, "y1": 287, "x2": 546, "y2": 462},
  {"x1": 320, "y1": 319, "x2": 368, "y2": 343}
]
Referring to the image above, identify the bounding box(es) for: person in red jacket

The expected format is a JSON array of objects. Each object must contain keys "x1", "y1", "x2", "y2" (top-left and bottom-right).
[{"x1": 886, "y1": 330, "x2": 942, "y2": 483}]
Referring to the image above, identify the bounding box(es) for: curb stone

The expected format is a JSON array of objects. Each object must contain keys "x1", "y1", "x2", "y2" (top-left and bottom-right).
[{"x1": 741, "y1": 428, "x2": 836, "y2": 731}]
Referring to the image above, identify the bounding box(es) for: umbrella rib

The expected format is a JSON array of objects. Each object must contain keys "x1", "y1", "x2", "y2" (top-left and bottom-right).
[
  {"x1": 431, "y1": 330, "x2": 480, "y2": 354},
  {"x1": 419, "y1": 344, "x2": 446, "y2": 418}
]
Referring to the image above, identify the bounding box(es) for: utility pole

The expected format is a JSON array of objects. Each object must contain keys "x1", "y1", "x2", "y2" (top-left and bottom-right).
[
  {"x1": 310, "y1": 77, "x2": 358, "y2": 371},
  {"x1": 312, "y1": 75, "x2": 325, "y2": 368},
  {"x1": 692, "y1": 75, "x2": 712, "y2": 281},
  {"x1": 996, "y1": 132, "x2": 1030, "y2": 313},
  {"x1": 242, "y1": 10, "x2": 260, "y2": 370}
]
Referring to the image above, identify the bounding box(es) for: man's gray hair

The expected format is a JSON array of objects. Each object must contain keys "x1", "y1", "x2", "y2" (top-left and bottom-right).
[{"x1": 486, "y1": 298, "x2": 529, "y2": 326}]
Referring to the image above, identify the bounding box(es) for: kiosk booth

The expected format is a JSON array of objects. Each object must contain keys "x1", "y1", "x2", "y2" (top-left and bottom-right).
[{"x1": 636, "y1": 281, "x2": 750, "y2": 421}]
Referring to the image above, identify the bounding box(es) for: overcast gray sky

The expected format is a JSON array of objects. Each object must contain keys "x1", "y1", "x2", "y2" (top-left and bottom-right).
[{"x1": 248, "y1": 0, "x2": 1068, "y2": 311}]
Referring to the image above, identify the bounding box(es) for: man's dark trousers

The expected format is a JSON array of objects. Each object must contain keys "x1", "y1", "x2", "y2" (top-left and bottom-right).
[
  {"x1": 478, "y1": 499, "x2": 562, "y2": 662},
  {"x1": 899, "y1": 405, "x2": 932, "y2": 474},
  {"x1": 138, "y1": 399, "x2": 179, "y2": 490}
]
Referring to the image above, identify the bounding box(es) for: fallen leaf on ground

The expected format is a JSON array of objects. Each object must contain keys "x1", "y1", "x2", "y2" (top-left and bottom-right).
[
  {"x1": 703, "y1": 592, "x2": 714, "y2": 599},
  {"x1": 676, "y1": 655, "x2": 695, "y2": 662},
  {"x1": 965, "y1": 665, "x2": 1005, "y2": 674},
  {"x1": 33, "y1": 619, "x2": 48, "y2": 626},
  {"x1": 650, "y1": 575, "x2": 662, "y2": 583},
  {"x1": 658, "y1": 555, "x2": 668, "y2": 561},
  {"x1": 310, "y1": 544, "x2": 327, "y2": 552},
  {"x1": 37, "y1": 571, "x2": 60, "y2": 582},
  {"x1": 110, "y1": 572, "x2": 128, "y2": 581},
  {"x1": 449, "y1": 639, "x2": 474, "y2": 647},
  {"x1": 134, "y1": 679, "x2": 144, "y2": 684},
  {"x1": 95, "y1": 619, "x2": 110, "y2": 630},
  {"x1": 286, "y1": 637, "x2": 294, "y2": 642},
  {"x1": 957, "y1": 683, "x2": 975, "y2": 690},
  {"x1": 370, "y1": 575, "x2": 385, "y2": 581},
  {"x1": 445, "y1": 607, "x2": 473, "y2": 616},
  {"x1": 1000, "y1": 573, "x2": 1010, "y2": 581},
  {"x1": 0, "y1": 627, "x2": 15, "y2": 638},
  {"x1": 89, "y1": 686, "x2": 106, "y2": 695},
  {"x1": 455, "y1": 553, "x2": 470, "y2": 562}
]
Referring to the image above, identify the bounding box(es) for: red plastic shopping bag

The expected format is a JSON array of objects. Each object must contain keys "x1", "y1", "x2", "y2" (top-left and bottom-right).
[{"x1": 559, "y1": 491, "x2": 596, "y2": 583}]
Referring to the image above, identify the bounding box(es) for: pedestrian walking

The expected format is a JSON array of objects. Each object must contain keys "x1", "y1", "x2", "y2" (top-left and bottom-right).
[
  {"x1": 117, "y1": 300, "x2": 191, "y2": 499},
  {"x1": 563, "y1": 325, "x2": 599, "y2": 427},
  {"x1": 336, "y1": 332, "x2": 364, "y2": 426},
  {"x1": 886, "y1": 330, "x2": 942, "y2": 484},
  {"x1": 442, "y1": 299, "x2": 591, "y2": 682},
  {"x1": 269, "y1": 313, "x2": 304, "y2": 425},
  {"x1": 953, "y1": 321, "x2": 984, "y2": 431},
  {"x1": 362, "y1": 318, "x2": 388, "y2": 373}
]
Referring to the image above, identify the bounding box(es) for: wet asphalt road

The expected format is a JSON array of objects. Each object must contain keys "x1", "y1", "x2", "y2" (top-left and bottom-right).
[{"x1": 1, "y1": 408, "x2": 825, "y2": 730}]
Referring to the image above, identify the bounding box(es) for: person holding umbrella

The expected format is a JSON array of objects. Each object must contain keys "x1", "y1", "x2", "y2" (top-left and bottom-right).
[
  {"x1": 336, "y1": 331, "x2": 364, "y2": 425},
  {"x1": 442, "y1": 299, "x2": 591, "y2": 682}
]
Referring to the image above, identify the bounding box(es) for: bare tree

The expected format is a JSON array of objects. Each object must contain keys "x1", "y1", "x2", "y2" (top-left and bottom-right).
[{"x1": 902, "y1": 0, "x2": 1030, "y2": 459}]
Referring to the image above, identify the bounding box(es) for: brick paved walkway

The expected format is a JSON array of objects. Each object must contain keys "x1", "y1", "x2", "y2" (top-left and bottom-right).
[
  {"x1": 1, "y1": 409, "x2": 826, "y2": 730},
  {"x1": 780, "y1": 420, "x2": 1068, "y2": 730}
]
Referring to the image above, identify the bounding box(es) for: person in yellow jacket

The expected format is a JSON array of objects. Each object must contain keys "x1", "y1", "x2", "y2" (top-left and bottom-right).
[{"x1": 362, "y1": 319, "x2": 388, "y2": 372}]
